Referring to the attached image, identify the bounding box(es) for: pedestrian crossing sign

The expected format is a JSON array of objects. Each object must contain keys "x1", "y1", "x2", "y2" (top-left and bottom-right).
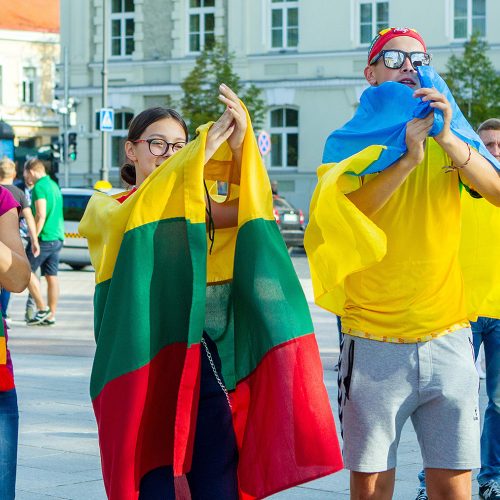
[{"x1": 99, "y1": 108, "x2": 114, "y2": 132}]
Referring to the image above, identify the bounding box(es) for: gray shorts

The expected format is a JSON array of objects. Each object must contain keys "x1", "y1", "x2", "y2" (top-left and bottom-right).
[{"x1": 338, "y1": 328, "x2": 480, "y2": 472}]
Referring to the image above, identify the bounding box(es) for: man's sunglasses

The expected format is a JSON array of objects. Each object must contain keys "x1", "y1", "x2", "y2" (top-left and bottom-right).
[{"x1": 370, "y1": 50, "x2": 431, "y2": 70}]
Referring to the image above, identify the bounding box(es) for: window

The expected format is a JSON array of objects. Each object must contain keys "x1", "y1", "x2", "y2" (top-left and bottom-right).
[
  {"x1": 270, "y1": 108, "x2": 298, "y2": 168},
  {"x1": 188, "y1": 0, "x2": 215, "y2": 53},
  {"x1": 111, "y1": 0, "x2": 135, "y2": 57},
  {"x1": 271, "y1": 0, "x2": 298, "y2": 50},
  {"x1": 454, "y1": 0, "x2": 485, "y2": 39},
  {"x1": 21, "y1": 67, "x2": 36, "y2": 104},
  {"x1": 63, "y1": 194, "x2": 92, "y2": 222},
  {"x1": 111, "y1": 111, "x2": 133, "y2": 168},
  {"x1": 359, "y1": 1, "x2": 389, "y2": 44}
]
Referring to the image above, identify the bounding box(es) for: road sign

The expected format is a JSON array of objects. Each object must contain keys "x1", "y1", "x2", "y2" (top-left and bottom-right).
[
  {"x1": 99, "y1": 108, "x2": 114, "y2": 132},
  {"x1": 257, "y1": 130, "x2": 271, "y2": 156}
]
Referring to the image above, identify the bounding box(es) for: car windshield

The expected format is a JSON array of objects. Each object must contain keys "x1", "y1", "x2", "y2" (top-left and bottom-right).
[
  {"x1": 63, "y1": 194, "x2": 91, "y2": 222},
  {"x1": 273, "y1": 197, "x2": 294, "y2": 209}
]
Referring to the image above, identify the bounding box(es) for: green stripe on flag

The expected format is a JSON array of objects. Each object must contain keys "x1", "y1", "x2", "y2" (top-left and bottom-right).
[
  {"x1": 90, "y1": 218, "x2": 206, "y2": 399},
  {"x1": 230, "y1": 219, "x2": 313, "y2": 388}
]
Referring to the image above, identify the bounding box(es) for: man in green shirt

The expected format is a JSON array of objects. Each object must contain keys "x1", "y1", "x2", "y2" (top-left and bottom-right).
[{"x1": 23, "y1": 159, "x2": 64, "y2": 326}]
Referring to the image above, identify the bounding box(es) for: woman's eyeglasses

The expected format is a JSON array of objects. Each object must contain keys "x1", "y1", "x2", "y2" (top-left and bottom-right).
[
  {"x1": 370, "y1": 50, "x2": 431, "y2": 70},
  {"x1": 133, "y1": 138, "x2": 187, "y2": 156}
]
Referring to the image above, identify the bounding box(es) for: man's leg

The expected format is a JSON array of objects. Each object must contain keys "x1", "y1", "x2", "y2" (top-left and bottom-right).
[
  {"x1": 45, "y1": 275, "x2": 59, "y2": 318},
  {"x1": 411, "y1": 329, "x2": 480, "y2": 499},
  {"x1": 25, "y1": 242, "x2": 47, "y2": 312},
  {"x1": 21, "y1": 238, "x2": 36, "y2": 320},
  {"x1": 425, "y1": 468, "x2": 471, "y2": 500},
  {"x1": 351, "y1": 470, "x2": 395, "y2": 500},
  {"x1": 27, "y1": 273, "x2": 47, "y2": 311},
  {"x1": 338, "y1": 336, "x2": 418, "y2": 499},
  {"x1": 476, "y1": 318, "x2": 500, "y2": 490},
  {"x1": 40, "y1": 241, "x2": 62, "y2": 322}
]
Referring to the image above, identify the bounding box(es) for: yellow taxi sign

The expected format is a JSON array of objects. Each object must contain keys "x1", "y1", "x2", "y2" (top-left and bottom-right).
[{"x1": 94, "y1": 180, "x2": 113, "y2": 192}]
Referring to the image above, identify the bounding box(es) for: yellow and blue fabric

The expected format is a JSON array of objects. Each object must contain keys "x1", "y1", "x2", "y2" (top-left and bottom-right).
[
  {"x1": 460, "y1": 194, "x2": 500, "y2": 321},
  {"x1": 323, "y1": 66, "x2": 500, "y2": 174},
  {"x1": 307, "y1": 66, "x2": 500, "y2": 343}
]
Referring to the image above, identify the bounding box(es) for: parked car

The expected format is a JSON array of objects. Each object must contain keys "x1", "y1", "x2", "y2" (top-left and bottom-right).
[
  {"x1": 60, "y1": 187, "x2": 123, "y2": 270},
  {"x1": 272, "y1": 195, "x2": 305, "y2": 249}
]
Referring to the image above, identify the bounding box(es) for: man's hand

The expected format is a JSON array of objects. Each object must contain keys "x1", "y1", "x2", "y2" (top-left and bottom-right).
[
  {"x1": 31, "y1": 238, "x2": 40, "y2": 257},
  {"x1": 403, "y1": 112, "x2": 434, "y2": 169},
  {"x1": 414, "y1": 88, "x2": 453, "y2": 146}
]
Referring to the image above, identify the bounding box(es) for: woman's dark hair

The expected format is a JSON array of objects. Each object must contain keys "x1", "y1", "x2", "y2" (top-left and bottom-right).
[{"x1": 121, "y1": 107, "x2": 188, "y2": 185}]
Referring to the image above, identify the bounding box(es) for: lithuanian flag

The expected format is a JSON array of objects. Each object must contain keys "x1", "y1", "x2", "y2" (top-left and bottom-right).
[
  {"x1": 80, "y1": 108, "x2": 342, "y2": 499},
  {"x1": 0, "y1": 317, "x2": 14, "y2": 391}
]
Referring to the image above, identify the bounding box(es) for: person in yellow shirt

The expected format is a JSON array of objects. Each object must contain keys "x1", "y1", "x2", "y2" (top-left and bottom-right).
[{"x1": 306, "y1": 28, "x2": 500, "y2": 500}]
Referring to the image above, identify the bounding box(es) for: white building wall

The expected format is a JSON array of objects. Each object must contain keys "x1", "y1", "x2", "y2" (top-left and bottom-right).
[{"x1": 61, "y1": 0, "x2": 500, "y2": 212}]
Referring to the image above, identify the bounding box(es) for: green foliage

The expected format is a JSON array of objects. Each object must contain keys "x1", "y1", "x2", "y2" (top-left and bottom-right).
[
  {"x1": 444, "y1": 34, "x2": 500, "y2": 129},
  {"x1": 180, "y1": 40, "x2": 266, "y2": 137}
]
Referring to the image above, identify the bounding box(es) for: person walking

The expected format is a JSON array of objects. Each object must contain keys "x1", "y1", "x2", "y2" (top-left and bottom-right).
[
  {"x1": 306, "y1": 27, "x2": 500, "y2": 500},
  {"x1": 0, "y1": 158, "x2": 39, "y2": 324},
  {"x1": 23, "y1": 159, "x2": 64, "y2": 326}
]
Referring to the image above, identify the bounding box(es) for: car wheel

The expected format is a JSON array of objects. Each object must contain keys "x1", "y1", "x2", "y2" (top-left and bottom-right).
[{"x1": 69, "y1": 264, "x2": 87, "y2": 271}]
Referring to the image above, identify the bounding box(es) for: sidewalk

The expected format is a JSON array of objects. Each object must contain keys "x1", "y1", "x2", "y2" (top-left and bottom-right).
[{"x1": 7, "y1": 259, "x2": 485, "y2": 499}]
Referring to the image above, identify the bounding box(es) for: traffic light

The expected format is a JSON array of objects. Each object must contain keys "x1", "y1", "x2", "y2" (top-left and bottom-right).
[
  {"x1": 50, "y1": 138, "x2": 61, "y2": 173},
  {"x1": 68, "y1": 132, "x2": 77, "y2": 161}
]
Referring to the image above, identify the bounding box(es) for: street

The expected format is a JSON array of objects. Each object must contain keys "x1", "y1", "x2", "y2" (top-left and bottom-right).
[{"x1": 7, "y1": 254, "x2": 485, "y2": 499}]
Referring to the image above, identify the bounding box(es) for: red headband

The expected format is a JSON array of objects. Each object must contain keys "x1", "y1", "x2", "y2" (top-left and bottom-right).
[{"x1": 368, "y1": 27, "x2": 427, "y2": 64}]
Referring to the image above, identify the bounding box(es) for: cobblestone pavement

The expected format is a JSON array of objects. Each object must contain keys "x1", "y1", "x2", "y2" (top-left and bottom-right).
[{"x1": 7, "y1": 255, "x2": 485, "y2": 499}]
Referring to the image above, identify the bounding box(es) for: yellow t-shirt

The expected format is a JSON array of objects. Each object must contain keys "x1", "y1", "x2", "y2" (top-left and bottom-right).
[{"x1": 340, "y1": 139, "x2": 469, "y2": 342}]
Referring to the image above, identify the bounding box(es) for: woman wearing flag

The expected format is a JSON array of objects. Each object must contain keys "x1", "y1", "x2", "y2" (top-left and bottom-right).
[{"x1": 80, "y1": 85, "x2": 342, "y2": 499}]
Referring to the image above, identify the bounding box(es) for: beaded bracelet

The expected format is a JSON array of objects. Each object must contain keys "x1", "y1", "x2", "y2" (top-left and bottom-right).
[{"x1": 443, "y1": 143, "x2": 472, "y2": 173}]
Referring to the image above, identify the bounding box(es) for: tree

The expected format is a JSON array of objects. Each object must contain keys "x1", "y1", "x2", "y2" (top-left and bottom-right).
[
  {"x1": 444, "y1": 34, "x2": 500, "y2": 129},
  {"x1": 181, "y1": 40, "x2": 266, "y2": 137}
]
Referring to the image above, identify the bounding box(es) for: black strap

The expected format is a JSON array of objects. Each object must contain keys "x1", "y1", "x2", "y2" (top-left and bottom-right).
[{"x1": 203, "y1": 181, "x2": 215, "y2": 254}]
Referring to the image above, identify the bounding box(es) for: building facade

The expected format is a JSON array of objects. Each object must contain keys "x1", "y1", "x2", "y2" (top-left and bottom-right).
[
  {"x1": 61, "y1": 0, "x2": 500, "y2": 213},
  {"x1": 0, "y1": 1, "x2": 60, "y2": 165}
]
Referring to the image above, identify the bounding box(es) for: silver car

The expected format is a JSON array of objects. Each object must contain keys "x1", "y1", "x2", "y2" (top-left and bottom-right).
[{"x1": 60, "y1": 187, "x2": 123, "y2": 270}]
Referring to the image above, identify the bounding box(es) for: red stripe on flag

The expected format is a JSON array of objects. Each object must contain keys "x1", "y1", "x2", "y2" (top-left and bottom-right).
[
  {"x1": 173, "y1": 343, "x2": 201, "y2": 477},
  {"x1": 231, "y1": 334, "x2": 343, "y2": 499},
  {"x1": 0, "y1": 365, "x2": 14, "y2": 391},
  {"x1": 93, "y1": 342, "x2": 200, "y2": 500}
]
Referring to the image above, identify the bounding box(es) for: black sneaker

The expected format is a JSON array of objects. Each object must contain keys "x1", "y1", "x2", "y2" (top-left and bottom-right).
[
  {"x1": 26, "y1": 308, "x2": 51, "y2": 326},
  {"x1": 41, "y1": 317, "x2": 56, "y2": 326},
  {"x1": 480, "y1": 481, "x2": 500, "y2": 500},
  {"x1": 416, "y1": 487, "x2": 428, "y2": 500}
]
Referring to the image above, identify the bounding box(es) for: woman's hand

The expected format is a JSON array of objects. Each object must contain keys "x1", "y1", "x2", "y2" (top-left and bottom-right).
[
  {"x1": 205, "y1": 107, "x2": 235, "y2": 164},
  {"x1": 218, "y1": 84, "x2": 247, "y2": 155},
  {"x1": 204, "y1": 84, "x2": 247, "y2": 165}
]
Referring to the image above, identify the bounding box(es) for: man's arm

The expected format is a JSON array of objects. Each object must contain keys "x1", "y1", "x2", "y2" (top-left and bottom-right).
[
  {"x1": 22, "y1": 207, "x2": 40, "y2": 257},
  {"x1": 34, "y1": 198, "x2": 47, "y2": 235},
  {"x1": 346, "y1": 112, "x2": 434, "y2": 217},
  {"x1": 416, "y1": 87, "x2": 500, "y2": 206}
]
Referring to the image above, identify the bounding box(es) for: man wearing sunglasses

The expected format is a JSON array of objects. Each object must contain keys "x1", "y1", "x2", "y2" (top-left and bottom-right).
[{"x1": 308, "y1": 27, "x2": 500, "y2": 500}]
